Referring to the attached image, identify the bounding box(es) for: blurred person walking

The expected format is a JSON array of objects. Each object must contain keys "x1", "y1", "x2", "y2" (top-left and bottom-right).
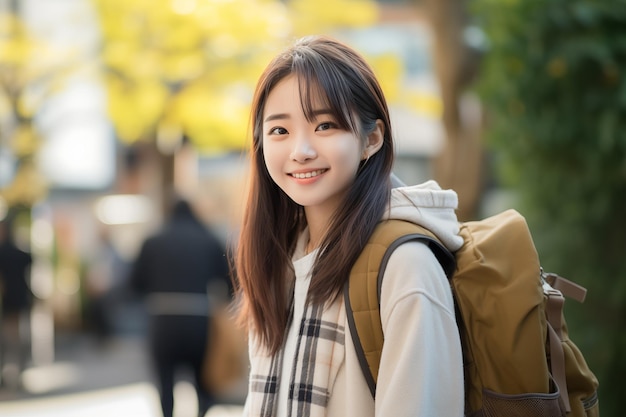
[
  {"x1": 0, "y1": 219, "x2": 33, "y2": 390},
  {"x1": 130, "y1": 198, "x2": 231, "y2": 417}
]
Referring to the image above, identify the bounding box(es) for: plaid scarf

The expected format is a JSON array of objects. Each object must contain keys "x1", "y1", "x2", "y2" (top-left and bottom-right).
[{"x1": 247, "y1": 298, "x2": 346, "y2": 417}]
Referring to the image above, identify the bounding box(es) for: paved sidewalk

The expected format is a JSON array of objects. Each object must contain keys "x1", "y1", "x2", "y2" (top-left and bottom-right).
[
  {"x1": 0, "y1": 333, "x2": 244, "y2": 417},
  {"x1": 0, "y1": 387, "x2": 244, "y2": 417}
]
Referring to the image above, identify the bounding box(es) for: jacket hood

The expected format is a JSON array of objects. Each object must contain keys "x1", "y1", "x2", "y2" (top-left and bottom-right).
[{"x1": 382, "y1": 180, "x2": 463, "y2": 252}]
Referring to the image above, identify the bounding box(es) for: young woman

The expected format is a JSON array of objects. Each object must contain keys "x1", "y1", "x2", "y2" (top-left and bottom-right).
[{"x1": 233, "y1": 35, "x2": 464, "y2": 417}]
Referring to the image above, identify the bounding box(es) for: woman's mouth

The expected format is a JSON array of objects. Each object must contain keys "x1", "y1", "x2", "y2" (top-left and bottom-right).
[{"x1": 291, "y1": 169, "x2": 327, "y2": 179}]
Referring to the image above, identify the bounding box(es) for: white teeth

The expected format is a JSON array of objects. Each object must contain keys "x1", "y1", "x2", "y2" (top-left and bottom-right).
[{"x1": 293, "y1": 170, "x2": 324, "y2": 179}]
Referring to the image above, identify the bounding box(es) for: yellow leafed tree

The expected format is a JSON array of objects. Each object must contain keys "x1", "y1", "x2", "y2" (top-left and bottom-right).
[
  {"x1": 0, "y1": 12, "x2": 82, "y2": 208},
  {"x1": 92, "y1": 0, "x2": 379, "y2": 154}
]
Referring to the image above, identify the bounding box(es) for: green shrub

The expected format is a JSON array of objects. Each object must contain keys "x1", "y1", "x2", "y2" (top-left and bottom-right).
[{"x1": 472, "y1": 1, "x2": 626, "y2": 415}]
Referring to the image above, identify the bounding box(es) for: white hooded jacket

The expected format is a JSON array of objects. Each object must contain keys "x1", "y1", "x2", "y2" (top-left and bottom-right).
[{"x1": 247, "y1": 181, "x2": 465, "y2": 417}]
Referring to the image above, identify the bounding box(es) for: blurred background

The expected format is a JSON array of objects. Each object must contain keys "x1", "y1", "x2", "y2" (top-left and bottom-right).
[{"x1": 0, "y1": 0, "x2": 624, "y2": 416}]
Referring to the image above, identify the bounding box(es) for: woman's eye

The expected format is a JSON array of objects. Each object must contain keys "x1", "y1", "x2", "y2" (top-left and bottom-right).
[
  {"x1": 316, "y1": 122, "x2": 335, "y2": 131},
  {"x1": 269, "y1": 127, "x2": 288, "y2": 135}
]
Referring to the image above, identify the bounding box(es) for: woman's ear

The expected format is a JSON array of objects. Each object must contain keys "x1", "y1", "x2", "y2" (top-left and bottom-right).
[{"x1": 362, "y1": 119, "x2": 385, "y2": 160}]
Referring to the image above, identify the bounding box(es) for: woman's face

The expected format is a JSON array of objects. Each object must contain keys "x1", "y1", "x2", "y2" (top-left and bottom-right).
[{"x1": 262, "y1": 74, "x2": 364, "y2": 219}]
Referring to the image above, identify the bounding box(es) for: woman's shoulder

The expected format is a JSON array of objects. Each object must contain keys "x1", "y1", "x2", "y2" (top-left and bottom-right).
[
  {"x1": 384, "y1": 239, "x2": 445, "y2": 278},
  {"x1": 379, "y1": 239, "x2": 454, "y2": 312}
]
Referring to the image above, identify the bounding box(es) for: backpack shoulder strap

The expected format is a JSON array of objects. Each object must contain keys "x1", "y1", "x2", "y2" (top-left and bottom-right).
[{"x1": 344, "y1": 219, "x2": 455, "y2": 397}]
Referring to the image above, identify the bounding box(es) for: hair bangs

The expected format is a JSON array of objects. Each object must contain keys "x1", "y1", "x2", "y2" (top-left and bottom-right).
[{"x1": 291, "y1": 49, "x2": 360, "y2": 136}]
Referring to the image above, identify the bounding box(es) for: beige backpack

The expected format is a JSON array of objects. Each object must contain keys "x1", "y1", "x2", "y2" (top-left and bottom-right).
[{"x1": 345, "y1": 209, "x2": 599, "y2": 416}]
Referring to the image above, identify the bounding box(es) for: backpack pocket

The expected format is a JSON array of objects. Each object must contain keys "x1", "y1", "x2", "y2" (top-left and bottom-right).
[
  {"x1": 581, "y1": 391, "x2": 599, "y2": 417},
  {"x1": 480, "y1": 388, "x2": 565, "y2": 417}
]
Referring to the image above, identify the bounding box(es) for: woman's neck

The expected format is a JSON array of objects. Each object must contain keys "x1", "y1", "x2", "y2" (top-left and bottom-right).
[{"x1": 304, "y1": 207, "x2": 332, "y2": 254}]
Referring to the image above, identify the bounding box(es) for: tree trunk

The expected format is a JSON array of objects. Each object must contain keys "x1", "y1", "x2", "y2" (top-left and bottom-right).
[{"x1": 418, "y1": 0, "x2": 484, "y2": 221}]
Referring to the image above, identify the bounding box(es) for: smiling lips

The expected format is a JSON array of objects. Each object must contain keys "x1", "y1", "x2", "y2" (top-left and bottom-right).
[{"x1": 291, "y1": 169, "x2": 327, "y2": 179}]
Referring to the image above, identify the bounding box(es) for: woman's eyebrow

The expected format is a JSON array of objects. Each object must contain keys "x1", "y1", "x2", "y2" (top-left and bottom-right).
[
  {"x1": 264, "y1": 109, "x2": 333, "y2": 123},
  {"x1": 310, "y1": 109, "x2": 333, "y2": 118},
  {"x1": 264, "y1": 113, "x2": 290, "y2": 123}
]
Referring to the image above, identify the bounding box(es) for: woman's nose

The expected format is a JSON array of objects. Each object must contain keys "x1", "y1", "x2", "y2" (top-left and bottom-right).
[{"x1": 290, "y1": 134, "x2": 317, "y2": 162}]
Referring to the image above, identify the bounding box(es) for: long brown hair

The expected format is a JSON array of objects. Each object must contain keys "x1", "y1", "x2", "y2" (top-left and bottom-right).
[{"x1": 233, "y1": 35, "x2": 394, "y2": 354}]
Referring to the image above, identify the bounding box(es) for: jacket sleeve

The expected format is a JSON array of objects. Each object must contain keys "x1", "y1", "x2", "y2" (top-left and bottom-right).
[{"x1": 376, "y1": 240, "x2": 464, "y2": 417}]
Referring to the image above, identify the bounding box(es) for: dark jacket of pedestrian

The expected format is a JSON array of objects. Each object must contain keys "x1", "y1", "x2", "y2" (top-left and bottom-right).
[
  {"x1": 130, "y1": 199, "x2": 230, "y2": 417},
  {"x1": 0, "y1": 223, "x2": 33, "y2": 316}
]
